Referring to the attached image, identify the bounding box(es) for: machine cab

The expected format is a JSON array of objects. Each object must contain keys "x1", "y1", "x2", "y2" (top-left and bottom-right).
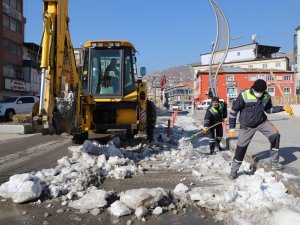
[{"x1": 81, "y1": 41, "x2": 138, "y2": 98}]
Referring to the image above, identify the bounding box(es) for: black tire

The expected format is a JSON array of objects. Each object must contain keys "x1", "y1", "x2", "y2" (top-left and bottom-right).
[
  {"x1": 72, "y1": 132, "x2": 88, "y2": 144},
  {"x1": 146, "y1": 100, "x2": 157, "y2": 141},
  {"x1": 5, "y1": 109, "x2": 15, "y2": 121}
]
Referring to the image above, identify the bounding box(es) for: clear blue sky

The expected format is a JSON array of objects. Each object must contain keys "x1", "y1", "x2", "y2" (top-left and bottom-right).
[{"x1": 24, "y1": 0, "x2": 300, "y2": 74}]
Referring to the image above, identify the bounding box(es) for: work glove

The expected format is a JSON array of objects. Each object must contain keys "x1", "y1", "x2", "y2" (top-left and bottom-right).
[
  {"x1": 228, "y1": 129, "x2": 235, "y2": 138},
  {"x1": 203, "y1": 127, "x2": 209, "y2": 133},
  {"x1": 283, "y1": 105, "x2": 293, "y2": 115}
]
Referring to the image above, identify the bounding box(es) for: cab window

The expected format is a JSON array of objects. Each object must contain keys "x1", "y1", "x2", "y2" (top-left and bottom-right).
[{"x1": 124, "y1": 49, "x2": 136, "y2": 95}]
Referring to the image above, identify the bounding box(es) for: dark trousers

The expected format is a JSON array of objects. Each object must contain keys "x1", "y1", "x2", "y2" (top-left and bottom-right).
[
  {"x1": 231, "y1": 120, "x2": 280, "y2": 173},
  {"x1": 208, "y1": 123, "x2": 223, "y2": 152}
]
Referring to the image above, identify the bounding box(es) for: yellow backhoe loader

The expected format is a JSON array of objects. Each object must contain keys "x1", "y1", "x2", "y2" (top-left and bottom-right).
[{"x1": 33, "y1": 0, "x2": 156, "y2": 143}]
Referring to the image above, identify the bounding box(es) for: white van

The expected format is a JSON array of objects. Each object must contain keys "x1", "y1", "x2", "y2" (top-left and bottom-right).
[{"x1": 196, "y1": 98, "x2": 224, "y2": 110}]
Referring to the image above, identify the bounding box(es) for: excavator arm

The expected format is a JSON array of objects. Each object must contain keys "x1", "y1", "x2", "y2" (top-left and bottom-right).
[{"x1": 33, "y1": 0, "x2": 82, "y2": 134}]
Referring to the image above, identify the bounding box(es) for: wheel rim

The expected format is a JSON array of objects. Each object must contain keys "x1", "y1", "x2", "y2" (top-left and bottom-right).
[{"x1": 8, "y1": 112, "x2": 13, "y2": 120}]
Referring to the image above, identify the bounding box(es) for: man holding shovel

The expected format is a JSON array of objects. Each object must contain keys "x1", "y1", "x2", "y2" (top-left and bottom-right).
[
  {"x1": 227, "y1": 79, "x2": 293, "y2": 180},
  {"x1": 203, "y1": 97, "x2": 228, "y2": 155}
]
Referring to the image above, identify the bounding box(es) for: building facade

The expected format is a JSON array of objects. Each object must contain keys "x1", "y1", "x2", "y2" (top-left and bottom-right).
[
  {"x1": 295, "y1": 26, "x2": 300, "y2": 90},
  {"x1": 195, "y1": 67, "x2": 295, "y2": 104},
  {"x1": 198, "y1": 43, "x2": 289, "y2": 72},
  {"x1": 165, "y1": 84, "x2": 193, "y2": 111},
  {"x1": 23, "y1": 42, "x2": 41, "y2": 96},
  {"x1": 1, "y1": 0, "x2": 26, "y2": 100}
]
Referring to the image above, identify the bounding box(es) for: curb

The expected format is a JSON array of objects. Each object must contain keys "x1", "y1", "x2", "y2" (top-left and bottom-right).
[
  {"x1": 0, "y1": 124, "x2": 33, "y2": 134},
  {"x1": 226, "y1": 138, "x2": 300, "y2": 197}
]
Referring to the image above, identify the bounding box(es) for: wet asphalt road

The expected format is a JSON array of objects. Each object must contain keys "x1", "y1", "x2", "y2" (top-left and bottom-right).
[{"x1": 0, "y1": 120, "x2": 221, "y2": 225}]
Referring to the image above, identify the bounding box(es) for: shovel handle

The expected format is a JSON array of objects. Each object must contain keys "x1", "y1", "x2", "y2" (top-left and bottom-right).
[{"x1": 189, "y1": 122, "x2": 223, "y2": 140}]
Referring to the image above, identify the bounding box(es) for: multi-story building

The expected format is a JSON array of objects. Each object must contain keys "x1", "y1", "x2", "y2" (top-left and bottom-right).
[
  {"x1": 165, "y1": 82, "x2": 193, "y2": 110},
  {"x1": 197, "y1": 43, "x2": 289, "y2": 72},
  {"x1": 1, "y1": 0, "x2": 26, "y2": 100},
  {"x1": 192, "y1": 42, "x2": 296, "y2": 103},
  {"x1": 195, "y1": 67, "x2": 295, "y2": 104}
]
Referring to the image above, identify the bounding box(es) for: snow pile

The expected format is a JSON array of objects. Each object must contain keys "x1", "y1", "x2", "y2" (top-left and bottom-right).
[
  {"x1": 0, "y1": 140, "x2": 143, "y2": 205},
  {"x1": 0, "y1": 173, "x2": 42, "y2": 203},
  {"x1": 1, "y1": 112, "x2": 300, "y2": 224}
]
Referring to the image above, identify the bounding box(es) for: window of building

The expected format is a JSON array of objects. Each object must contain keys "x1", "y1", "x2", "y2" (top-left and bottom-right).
[
  {"x1": 248, "y1": 75, "x2": 257, "y2": 81},
  {"x1": 257, "y1": 74, "x2": 266, "y2": 80},
  {"x1": 3, "y1": 63, "x2": 22, "y2": 79},
  {"x1": 226, "y1": 75, "x2": 234, "y2": 81},
  {"x1": 3, "y1": 38, "x2": 22, "y2": 56},
  {"x1": 237, "y1": 52, "x2": 240, "y2": 56},
  {"x1": 10, "y1": 0, "x2": 17, "y2": 9},
  {"x1": 268, "y1": 87, "x2": 275, "y2": 96},
  {"x1": 3, "y1": 15, "x2": 22, "y2": 33},
  {"x1": 263, "y1": 64, "x2": 268, "y2": 69},
  {"x1": 284, "y1": 75, "x2": 291, "y2": 81},
  {"x1": 276, "y1": 62, "x2": 281, "y2": 68},
  {"x1": 6, "y1": 0, "x2": 22, "y2": 12},
  {"x1": 3, "y1": 15, "x2": 10, "y2": 28},
  {"x1": 248, "y1": 65, "x2": 253, "y2": 69},
  {"x1": 267, "y1": 75, "x2": 274, "y2": 81},
  {"x1": 283, "y1": 87, "x2": 291, "y2": 95},
  {"x1": 227, "y1": 88, "x2": 236, "y2": 95}
]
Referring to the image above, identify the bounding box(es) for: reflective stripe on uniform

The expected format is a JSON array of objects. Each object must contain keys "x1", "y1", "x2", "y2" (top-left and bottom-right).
[
  {"x1": 209, "y1": 102, "x2": 224, "y2": 115},
  {"x1": 234, "y1": 158, "x2": 243, "y2": 163},
  {"x1": 229, "y1": 109, "x2": 238, "y2": 118},
  {"x1": 272, "y1": 148, "x2": 279, "y2": 151},
  {"x1": 242, "y1": 89, "x2": 270, "y2": 104}
]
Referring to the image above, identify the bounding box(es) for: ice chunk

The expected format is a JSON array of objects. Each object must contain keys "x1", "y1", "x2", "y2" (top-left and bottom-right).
[
  {"x1": 0, "y1": 173, "x2": 42, "y2": 203},
  {"x1": 107, "y1": 144, "x2": 124, "y2": 158},
  {"x1": 108, "y1": 167, "x2": 128, "y2": 179},
  {"x1": 68, "y1": 189, "x2": 108, "y2": 210},
  {"x1": 135, "y1": 206, "x2": 148, "y2": 218},
  {"x1": 152, "y1": 206, "x2": 163, "y2": 215},
  {"x1": 79, "y1": 153, "x2": 97, "y2": 168},
  {"x1": 49, "y1": 184, "x2": 60, "y2": 198},
  {"x1": 173, "y1": 183, "x2": 189, "y2": 195},
  {"x1": 108, "y1": 156, "x2": 127, "y2": 166},
  {"x1": 81, "y1": 140, "x2": 106, "y2": 155},
  {"x1": 57, "y1": 156, "x2": 71, "y2": 167},
  {"x1": 97, "y1": 154, "x2": 107, "y2": 165},
  {"x1": 109, "y1": 136, "x2": 121, "y2": 146},
  {"x1": 120, "y1": 188, "x2": 167, "y2": 210},
  {"x1": 109, "y1": 200, "x2": 132, "y2": 217}
]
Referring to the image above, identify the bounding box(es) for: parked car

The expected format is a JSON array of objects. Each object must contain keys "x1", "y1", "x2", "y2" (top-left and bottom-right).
[
  {"x1": 0, "y1": 96, "x2": 39, "y2": 121},
  {"x1": 196, "y1": 98, "x2": 224, "y2": 110}
]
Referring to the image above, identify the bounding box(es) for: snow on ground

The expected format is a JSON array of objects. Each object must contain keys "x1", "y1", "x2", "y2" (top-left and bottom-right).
[{"x1": 1, "y1": 114, "x2": 300, "y2": 224}]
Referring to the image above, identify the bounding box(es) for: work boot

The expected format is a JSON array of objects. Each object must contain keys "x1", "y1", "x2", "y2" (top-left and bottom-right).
[
  {"x1": 271, "y1": 161, "x2": 284, "y2": 171},
  {"x1": 216, "y1": 139, "x2": 224, "y2": 151},
  {"x1": 209, "y1": 143, "x2": 216, "y2": 155},
  {"x1": 228, "y1": 159, "x2": 242, "y2": 180},
  {"x1": 228, "y1": 171, "x2": 238, "y2": 180}
]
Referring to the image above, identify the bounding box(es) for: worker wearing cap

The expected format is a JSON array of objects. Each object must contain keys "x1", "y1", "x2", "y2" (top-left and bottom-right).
[
  {"x1": 228, "y1": 79, "x2": 293, "y2": 179},
  {"x1": 203, "y1": 97, "x2": 228, "y2": 155}
]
